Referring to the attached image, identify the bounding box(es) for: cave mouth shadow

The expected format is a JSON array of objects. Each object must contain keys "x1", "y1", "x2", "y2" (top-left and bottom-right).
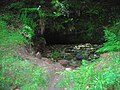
[
  {"x1": 44, "y1": 34, "x2": 104, "y2": 45},
  {"x1": 44, "y1": 30, "x2": 104, "y2": 45}
]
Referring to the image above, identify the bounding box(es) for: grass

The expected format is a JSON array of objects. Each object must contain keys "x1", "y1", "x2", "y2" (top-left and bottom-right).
[
  {"x1": 57, "y1": 52, "x2": 120, "y2": 90},
  {"x1": 0, "y1": 15, "x2": 47, "y2": 90}
]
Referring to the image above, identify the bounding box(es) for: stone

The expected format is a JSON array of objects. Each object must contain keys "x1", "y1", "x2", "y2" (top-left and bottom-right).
[
  {"x1": 58, "y1": 60, "x2": 70, "y2": 67},
  {"x1": 85, "y1": 43, "x2": 92, "y2": 48},
  {"x1": 35, "y1": 52, "x2": 42, "y2": 59},
  {"x1": 65, "y1": 68, "x2": 72, "y2": 71},
  {"x1": 76, "y1": 53, "x2": 84, "y2": 60}
]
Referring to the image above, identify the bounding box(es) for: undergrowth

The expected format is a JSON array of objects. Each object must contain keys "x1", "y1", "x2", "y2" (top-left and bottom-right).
[
  {"x1": 0, "y1": 14, "x2": 47, "y2": 90},
  {"x1": 57, "y1": 53, "x2": 120, "y2": 90},
  {"x1": 97, "y1": 21, "x2": 120, "y2": 53}
]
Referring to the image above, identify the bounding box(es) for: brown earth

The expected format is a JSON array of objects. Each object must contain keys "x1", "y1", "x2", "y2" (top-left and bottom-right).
[{"x1": 17, "y1": 46, "x2": 67, "y2": 90}]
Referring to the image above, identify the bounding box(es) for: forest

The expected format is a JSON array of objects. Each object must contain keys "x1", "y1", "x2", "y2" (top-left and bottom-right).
[{"x1": 0, "y1": 0, "x2": 120, "y2": 90}]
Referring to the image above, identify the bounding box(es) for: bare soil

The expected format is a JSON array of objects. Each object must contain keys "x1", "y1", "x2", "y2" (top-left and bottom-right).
[{"x1": 17, "y1": 46, "x2": 67, "y2": 90}]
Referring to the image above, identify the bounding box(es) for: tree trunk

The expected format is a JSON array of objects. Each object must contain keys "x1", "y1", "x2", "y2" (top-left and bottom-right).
[{"x1": 40, "y1": 19, "x2": 45, "y2": 35}]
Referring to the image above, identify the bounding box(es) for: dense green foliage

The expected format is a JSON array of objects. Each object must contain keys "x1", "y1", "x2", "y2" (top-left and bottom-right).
[
  {"x1": 57, "y1": 55, "x2": 120, "y2": 90},
  {"x1": 97, "y1": 21, "x2": 120, "y2": 52},
  {"x1": 0, "y1": 15, "x2": 47, "y2": 90}
]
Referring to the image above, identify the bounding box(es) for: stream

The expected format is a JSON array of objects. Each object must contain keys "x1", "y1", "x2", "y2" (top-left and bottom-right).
[{"x1": 42, "y1": 43, "x2": 101, "y2": 68}]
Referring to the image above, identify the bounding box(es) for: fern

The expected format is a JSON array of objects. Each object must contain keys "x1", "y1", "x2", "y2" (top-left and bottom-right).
[
  {"x1": 20, "y1": 12, "x2": 36, "y2": 40},
  {"x1": 97, "y1": 26, "x2": 120, "y2": 53}
]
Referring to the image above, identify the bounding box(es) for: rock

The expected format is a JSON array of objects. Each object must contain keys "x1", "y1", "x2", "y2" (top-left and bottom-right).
[
  {"x1": 85, "y1": 43, "x2": 92, "y2": 48},
  {"x1": 58, "y1": 60, "x2": 70, "y2": 67},
  {"x1": 35, "y1": 52, "x2": 42, "y2": 59},
  {"x1": 65, "y1": 68, "x2": 72, "y2": 71},
  {"x1": 90, "y1": 47, "x2": 94, "y2": 50},
  {"x1": 93, "y1": 44, "x2": 98, "y2": 47},
  {"x1": 93, "y1": 54, "x2": 100, "y2": 59},
  {"x1": 75, "y1": 53, "x2": 84, "y2": 60}
]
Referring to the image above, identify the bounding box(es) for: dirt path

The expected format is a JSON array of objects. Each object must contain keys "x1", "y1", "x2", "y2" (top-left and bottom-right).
[{"x1": 17, "y1": 47, "x2": 67, "y2": 90}]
